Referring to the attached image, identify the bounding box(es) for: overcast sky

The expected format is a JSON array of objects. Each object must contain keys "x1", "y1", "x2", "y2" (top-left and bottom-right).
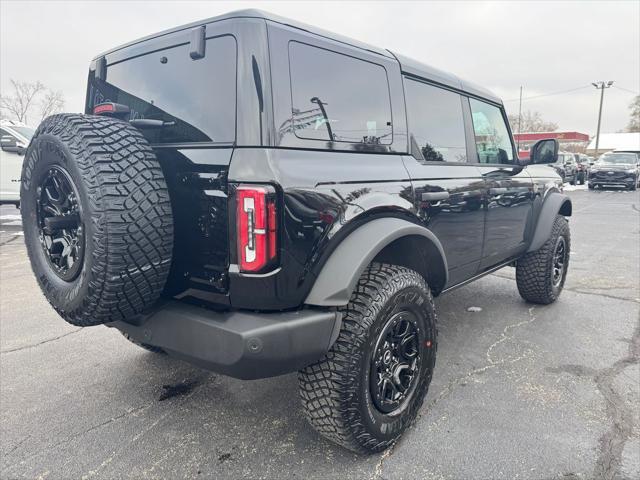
[{"x1": 1, "y1": 0, "x2": 639, "y2": 135}]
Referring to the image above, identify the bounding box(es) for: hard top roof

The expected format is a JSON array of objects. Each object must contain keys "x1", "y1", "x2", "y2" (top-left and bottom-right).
[{"x1": 95, "y1": 9, "x2": 501, "y2": 105}]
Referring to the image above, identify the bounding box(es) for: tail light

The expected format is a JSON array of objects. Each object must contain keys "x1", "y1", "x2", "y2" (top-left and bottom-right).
[{"x1": 236, "y1": 185, "x2": 278, "y2": 273}]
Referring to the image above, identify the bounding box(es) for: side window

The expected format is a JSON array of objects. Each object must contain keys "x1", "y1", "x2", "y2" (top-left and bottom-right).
[
  {"x1": 288, "y1": 42, "x2": 392, "y2": 145},
  {"x1": 404, "y1": 79, "x2": 467, "y2": 163},
  {"x1": 469, "y1": 98, "x2": 514, "y2": 164}
]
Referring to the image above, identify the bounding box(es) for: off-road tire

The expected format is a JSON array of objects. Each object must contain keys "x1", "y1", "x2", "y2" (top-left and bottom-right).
[
  {"x1": 516, "y1": 215, "x2": 570, "y2": 304},
  {"x1": 298, "y1": 263, "x2": 437, "y2": 453},
  {"x1": 588, "y1": 183, "x2": 595, "y2": 190},
  {"x1": 121, "y1": 332, "x2": 166, "y2": 354},
  {"x1": 20, "y1": 114, "x2": 173, "y2": 326}
]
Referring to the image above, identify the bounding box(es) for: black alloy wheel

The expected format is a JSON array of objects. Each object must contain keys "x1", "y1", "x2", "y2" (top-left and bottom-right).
[
  {"x1": 370, "y1": 311, "x2": 422, "y2": 414},
  {"x1": 551, "y1": 236, "x2": 566, "y2": 288},
  {"x1": 36, "y1": 166, "x2": 84, "y2": 282}
]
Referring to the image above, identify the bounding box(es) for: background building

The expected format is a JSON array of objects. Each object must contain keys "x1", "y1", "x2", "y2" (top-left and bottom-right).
[
  {"x1": 585, "y1": 132, "x2": 640, "y2": 156},
  {"x1": 514, "y1": 131, "x2": 590, "y2": 159}
]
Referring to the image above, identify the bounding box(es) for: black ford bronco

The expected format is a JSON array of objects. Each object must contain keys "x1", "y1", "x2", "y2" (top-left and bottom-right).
[{"x1": 21, "y1": 10, "x2": 572, "y2": 453}]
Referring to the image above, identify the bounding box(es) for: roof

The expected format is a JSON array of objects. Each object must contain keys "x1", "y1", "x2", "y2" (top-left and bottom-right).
[
  {"x1": 95, "y1": 9, "x2": 501, "y2": 105},
  {"x1": 586, "y1": 132, "x2": 640, "y2": 151},
  {"x1": 94, "y1": 9, "x2": 392, "y2": 60},
  {"x1": 514, "y1": 131, "x2": 590, "y2": 142}
]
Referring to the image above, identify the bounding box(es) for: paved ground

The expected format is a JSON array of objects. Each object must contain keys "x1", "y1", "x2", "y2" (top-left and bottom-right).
[{"x1": 1, "y1": 187, "x2": 639, "y2": 480}]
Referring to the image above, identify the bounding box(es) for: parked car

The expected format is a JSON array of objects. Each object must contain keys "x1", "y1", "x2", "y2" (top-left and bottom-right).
[
  {"x1": 20, "y1": 9, "x2": 572, "y2": 454},
  {"x1": 550, "y1": 152, "x2": 577, "y2": 185},
  {"x1": 588, "y1": 151, "x2": 639, "y2": 190},
  {"x1": 0, "y1": 120, "x2": 35, "y2": 207},
  {"x1": 575, "y1": 154, "x2": 590, "y2": 185}
]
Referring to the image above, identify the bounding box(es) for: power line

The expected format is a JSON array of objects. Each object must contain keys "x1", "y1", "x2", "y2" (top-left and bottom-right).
[
  {"x1": 611, "y1": 85, "x2": 639, "y2": 95},
  {"x1": 504, "y1": 85, "x2": 591, "y2": 102}
]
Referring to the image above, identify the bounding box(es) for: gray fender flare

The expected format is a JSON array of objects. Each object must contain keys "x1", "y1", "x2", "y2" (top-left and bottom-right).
[
  {"x1": 305, "y1": 218, "x2": 448, "y2": 307},
  {"x1": 527, "y1": 192, "x2": 572, "y2": 252}
]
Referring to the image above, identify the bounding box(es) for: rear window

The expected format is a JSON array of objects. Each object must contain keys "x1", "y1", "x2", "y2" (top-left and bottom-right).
[
  {"x1": 89, "y1": 35, "x2": 236, "y2": 145},
  {"x1": 288, "y1": 42, "x2": 392, "y2": 145}
]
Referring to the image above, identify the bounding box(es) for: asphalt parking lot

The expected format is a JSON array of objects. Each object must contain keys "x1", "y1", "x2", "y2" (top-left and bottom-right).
[{"x1": 1, "y1": 186, "x2": 638, "y2": 480}]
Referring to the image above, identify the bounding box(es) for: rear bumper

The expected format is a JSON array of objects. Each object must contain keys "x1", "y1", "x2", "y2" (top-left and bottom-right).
[{"x1": 108, "y1": 301, "x2": 341, "y2": 379}]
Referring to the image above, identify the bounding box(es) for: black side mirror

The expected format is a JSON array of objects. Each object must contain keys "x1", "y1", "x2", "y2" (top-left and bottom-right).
[
  {"x1": 0, "y1": 135, "x2": 24, "y2": 154},
  {"x1": 530, "y1": 139, "x2": 559, "y2": 165}
]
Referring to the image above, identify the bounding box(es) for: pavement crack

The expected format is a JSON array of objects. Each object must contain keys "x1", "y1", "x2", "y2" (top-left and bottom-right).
[
  {"x1": 0, "y1": 235, "x2": 21, "y2": 247},
  {"x1": 0, "y1": 329, "x2": 83, "y2": 354},
  {"x1": 370, "y1": 442, "x2": 396, "y2": 480},
  {"x1": 491, "y1": 272, "x2": 639, "y2": 303},
  {"x1": 550, "y1": 321, "x2": 639, "y2": 480},
  {"x1": 424, "y1": 307, "x2": 538, "y2": 413}
]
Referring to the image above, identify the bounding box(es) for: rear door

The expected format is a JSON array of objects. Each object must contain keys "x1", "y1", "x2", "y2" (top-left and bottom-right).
[
  {"x1": 466, "y1": 98, "x2": 534, "y2": 267},
  {"x1": 402, "y1": 78, "x2": 486, "y2": 286}
]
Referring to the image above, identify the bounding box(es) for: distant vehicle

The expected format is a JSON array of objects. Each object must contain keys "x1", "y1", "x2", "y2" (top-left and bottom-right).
[
  {"x1": 574, "y1": 154, "x2": 590, "y2": 185},
  {"x1": 550, "y1": 152, "x2": 577, "y2": 185},
  {"x1": 588, "y1": 151, "x2": 639, "y2": 190},
  {"x1": 0, "y1": 120, "x2": 35, "y2": 207}
]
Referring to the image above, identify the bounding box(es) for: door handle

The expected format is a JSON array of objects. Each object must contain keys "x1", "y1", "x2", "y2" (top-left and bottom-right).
[
  {"x1": 489, "y1": 187, "x2": 508, "y2": 195},
  {"x1": 422, "y1": 191, "x2": 450, "y2": 201}
]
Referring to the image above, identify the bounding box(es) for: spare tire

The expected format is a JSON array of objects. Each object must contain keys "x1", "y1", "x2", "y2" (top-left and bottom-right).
[{"x1": 20, "y1": 114, "x2": 173, "y2": 326}]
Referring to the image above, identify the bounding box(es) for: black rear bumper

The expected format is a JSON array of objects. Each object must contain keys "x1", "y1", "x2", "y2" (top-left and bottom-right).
[{"x1": 108, "y1": 302, "x2": 341, "y2": 379}]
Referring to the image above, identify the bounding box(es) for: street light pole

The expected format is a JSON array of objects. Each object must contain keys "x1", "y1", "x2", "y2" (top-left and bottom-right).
[{"x1": 592, "y1": 81, "x2": 614, "y2": 157}]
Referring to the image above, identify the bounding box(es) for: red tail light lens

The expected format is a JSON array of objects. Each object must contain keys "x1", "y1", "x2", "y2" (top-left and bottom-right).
[{"x1": 236, "y1": 185, "x2": 278, "y2": 273}]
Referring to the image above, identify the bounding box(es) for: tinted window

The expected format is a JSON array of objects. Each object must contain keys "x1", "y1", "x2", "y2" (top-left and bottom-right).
[
  {"x1": 405, "y1": 79, "x2": 466, "y2": 162},
  {"x1": 90, "y1": 35, "x2": 236, "y2": 144},
  {"x1": 288, "y1": 42, "x2": 392, "y2": 145},
  {"x1": 469, "y1": 98, "x2": 514, "y2": 164}
]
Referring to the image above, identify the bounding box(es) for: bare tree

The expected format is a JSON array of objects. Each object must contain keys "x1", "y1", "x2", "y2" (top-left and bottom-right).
[
  {"x1": 39, "y1": 89, "x2": 65, "y2": 121},
  {"x1": 0, "y1": 79, "x2": 65, "y2": 124},
  {"x1": 508, "y1": 110, "x2": 558, "y2": 133},
  {"x1": 626, "y1": 95, "x2": 640, "y2": 133}
]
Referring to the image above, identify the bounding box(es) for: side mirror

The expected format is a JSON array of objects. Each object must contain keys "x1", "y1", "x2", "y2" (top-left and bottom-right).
[
  {"x1": 530, "y1": 138, "x2": 559, "y2": 165},
  {"x1": 0, "y1": 135, "x2": 24, "y2": 154}
]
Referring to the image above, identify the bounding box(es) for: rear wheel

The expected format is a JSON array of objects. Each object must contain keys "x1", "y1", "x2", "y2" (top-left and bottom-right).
[
  {"x1": 21, "y1": 114, "x2": 173, "y2": 326},
  {"x1": 516, "y1": 215, "x2": 570, "y2": 304},
  {"x1": 298, "y1": 263, "x2": 437, "y2": 453}
]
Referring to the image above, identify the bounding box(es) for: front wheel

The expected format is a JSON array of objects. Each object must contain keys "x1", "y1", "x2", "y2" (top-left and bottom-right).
[
  {"x1": 516, "y1": 215, "x2": 570, "y2": 304},
  {"x1": 298, "y1": 264, "x2": 437, "y2": 453}
]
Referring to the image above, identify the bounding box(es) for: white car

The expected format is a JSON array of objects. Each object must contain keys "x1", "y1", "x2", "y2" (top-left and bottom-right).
[{"x1": 1, "y1": 120, "x2": 35, "y2": 207}]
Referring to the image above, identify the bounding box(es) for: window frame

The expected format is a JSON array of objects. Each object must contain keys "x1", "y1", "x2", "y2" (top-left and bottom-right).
[
  {"x1": 464, "y1": 96, "x2": 518, "y2": 166},
  {"x1": 402, "y1": 75, "x2": 471, "y2": 165},
  {"x1": 267, "y1": 22, "x2": 408, "y2": 153},
  {"x1": 287, "y1": 40, "x2": 394, "y2": 146}
]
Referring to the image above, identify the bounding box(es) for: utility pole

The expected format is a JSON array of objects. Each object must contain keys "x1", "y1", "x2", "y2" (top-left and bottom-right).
[
  {"x1": 592, "y1": 81, "x2": 614, "y2": 157},
  {"x1": 517, "y1": 86, "x2": 523, "y2": 152}
]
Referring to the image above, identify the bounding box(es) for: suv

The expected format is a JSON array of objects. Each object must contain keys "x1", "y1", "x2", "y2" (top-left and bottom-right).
[
  {"x1": 588, "y1": 151, "x2": 639, "y2": 190},
  {"x1": 1, "y1": 120, "x2": 35, "y2": 207},
  {"x1": 20, "y1": 10, "x2": 572, "y2": 454},
  {"x1": 550, "y1": 152, "x2": 577, "y2": 185},
  {"x1": 574, "y1": 154, "x2": 590, "y2": 185}
]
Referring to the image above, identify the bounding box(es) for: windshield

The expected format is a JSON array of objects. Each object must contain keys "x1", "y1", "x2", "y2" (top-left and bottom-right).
[
  {"x1": 597, "y1": 153, "x2": 638, "y2": 165},
  {"x1": 11, "y1": 126, "x2": 35, "y2": 141}
]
